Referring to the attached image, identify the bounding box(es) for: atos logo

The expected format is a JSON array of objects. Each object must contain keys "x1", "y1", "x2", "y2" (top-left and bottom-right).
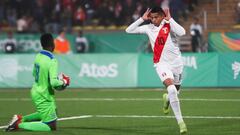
[{"x1": 79, "y1": 63, "x2": 118, "y2": 78}]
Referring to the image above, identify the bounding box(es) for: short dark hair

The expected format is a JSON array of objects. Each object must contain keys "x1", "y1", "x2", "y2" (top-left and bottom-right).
[
  {"x1": 40, "y1": 33, "x2": 54, "y2": 49},
  {"x1": 150, "y1": 6, "x2": 165, "y2": 16}
]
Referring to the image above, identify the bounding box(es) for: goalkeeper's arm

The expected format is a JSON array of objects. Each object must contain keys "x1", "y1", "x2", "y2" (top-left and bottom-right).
[{"x1": 49, "y1": 59, "x2": 66, "y2": 89}]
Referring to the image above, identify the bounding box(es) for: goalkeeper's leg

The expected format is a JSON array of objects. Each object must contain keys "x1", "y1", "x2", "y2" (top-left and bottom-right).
[
  {"x1": 18, "y1": 121, "x2": 52, "y2": 131},
  {"x1": 19, "y1": 112, "x2": 56, "y2": 131},
  {"x1": 5, "y1": 114, "x2": 54, "y2": 131},
  {"x1": 22, "y1": 112, "x2": 41, "y2": 122},
  {"x1": 19, "y1": 119, "x2": 57, "y2": 131},
  {"x1": 6, "y1": 112, "x2": 41, "y2": 131}
]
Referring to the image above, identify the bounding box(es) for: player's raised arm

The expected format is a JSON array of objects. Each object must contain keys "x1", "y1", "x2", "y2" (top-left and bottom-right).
[
  {"x1": 164, "y1": 8, "x2": 186, "y2": 36},
  {"x1": 125, "y1": 8, "x2": 151, "y2": 34}
]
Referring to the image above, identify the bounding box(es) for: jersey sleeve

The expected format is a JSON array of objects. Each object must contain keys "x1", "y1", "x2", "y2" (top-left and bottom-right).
[
  {"x1": 169, "y1": 18, "x2": 186, "y2": 36},
  {"x1": 49, "y1": 59, "x2": 64, "y2": 88},
  {"x1": 125, "y1": 18, "x2": 147, "y2": 34}
]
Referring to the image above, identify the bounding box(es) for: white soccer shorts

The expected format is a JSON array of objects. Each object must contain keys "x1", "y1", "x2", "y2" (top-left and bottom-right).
[{"x1": 154, "y1": 62, "x2": 183, "y2": 85}]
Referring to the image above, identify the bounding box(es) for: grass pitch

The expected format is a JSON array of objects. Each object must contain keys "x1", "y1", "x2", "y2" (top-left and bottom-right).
[{"x1": 0, "y1": 88, "x2": 240, "y2": 135}]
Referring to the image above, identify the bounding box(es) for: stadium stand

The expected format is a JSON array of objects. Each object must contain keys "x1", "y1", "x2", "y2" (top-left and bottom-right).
[
  {"x1": 0, "y1": 0, "x2": 239, "y2": 53},
  {"x1": 179, "y1": 0, "x2": 238, "y2": 52}
]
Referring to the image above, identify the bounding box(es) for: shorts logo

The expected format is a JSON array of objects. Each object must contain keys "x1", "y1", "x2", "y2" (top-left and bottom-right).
[{"x1": 162, "y1": 72, "x2": 167, "y2": 77}]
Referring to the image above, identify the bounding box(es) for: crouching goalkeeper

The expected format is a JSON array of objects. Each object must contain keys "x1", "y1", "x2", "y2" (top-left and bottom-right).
[{"x1": 5, "y1": 33, "x2": 70, "y2": 132}]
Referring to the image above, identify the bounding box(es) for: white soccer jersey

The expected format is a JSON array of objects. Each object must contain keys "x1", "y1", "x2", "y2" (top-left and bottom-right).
[
  {"x1": 126, "y1": 17, "x2": 185, "y2": 66},
  {"x1": 126, "y1": 17, "x2": 186, "y2": 83}
]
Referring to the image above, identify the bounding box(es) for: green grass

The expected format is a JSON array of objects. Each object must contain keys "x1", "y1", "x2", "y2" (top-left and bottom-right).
[{"x1": 0, "y1": 88, "x2": 240, "y2": 135}]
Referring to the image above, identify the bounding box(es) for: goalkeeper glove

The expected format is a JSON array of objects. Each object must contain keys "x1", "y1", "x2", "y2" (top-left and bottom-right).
[{"x1": 62, "y1": 74, "x2": 70, "y2": 87}]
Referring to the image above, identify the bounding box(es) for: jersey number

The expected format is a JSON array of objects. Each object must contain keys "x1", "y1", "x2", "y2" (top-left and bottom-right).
[
  {"x1": 35, "y1": 64, "x2": 40, "y2": 83},
  {"x1": 158, "y1": 37, "x2": 165, "y2": 45}
]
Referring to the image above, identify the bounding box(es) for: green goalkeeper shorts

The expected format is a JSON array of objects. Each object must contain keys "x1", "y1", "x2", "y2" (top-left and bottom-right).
[{"x1": 31, "y1": 90, "x2": 57, "y2": 123}]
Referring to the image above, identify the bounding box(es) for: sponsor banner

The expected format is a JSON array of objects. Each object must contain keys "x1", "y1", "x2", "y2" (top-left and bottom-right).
[
  {"x1": 138, "y1": 54, "x2": 163, "y2": 87},
  {"x1": 208, "y1": 32, "x2": 240, "y2": 52},
  {"x1": 0, "y1": 53, "x2": 240, "y2": 88},
  {"x1": 218, "y1": 53, "x2": 240, "y2": 86},
  {"x1": 0, "y1": 55, "x2": 34, "y2": 87},
  {"x1": 59, "y1": 54, "x2": 138, "y2": 88},
  {"x1": 181, "y1": 53, "x2": 218, "y2": 87},
  {"x1": 0, "y1": 54, "x2": 138, "y2": 88},
  {"x1": 138, "y1": 53, "x2": 219, "y2": 87}
]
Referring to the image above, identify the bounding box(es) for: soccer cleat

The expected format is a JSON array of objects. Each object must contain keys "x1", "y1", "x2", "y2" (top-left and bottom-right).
[
  {"x1": 5, "y1": 115, "x2": 22, "y2": 132},
  {"x1": 179, "y1": 121, "x2": 187, "y2": 134},
  {"x1": 162, "y1": 93, "x2": 170, "y2": 114}
]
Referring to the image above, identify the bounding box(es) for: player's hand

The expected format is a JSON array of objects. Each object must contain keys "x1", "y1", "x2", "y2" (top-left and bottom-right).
[
  {"x1": 142, "y1": 8, "x2": 151, "y2": 21},
  {"x1": 62, "y1": 74, "x2": 70, "y2": 87},
  {"x1": 163, "y1": 8, "x2": 171, "y2": 21}
]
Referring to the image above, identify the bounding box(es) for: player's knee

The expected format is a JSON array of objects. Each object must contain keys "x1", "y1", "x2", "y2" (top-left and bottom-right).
[
  {"x1": 163, "y1": 78, "x2": 174, "y2": 87},
  {"x1": 167, "y1": 85, "x2": 179, "y2": 102}
]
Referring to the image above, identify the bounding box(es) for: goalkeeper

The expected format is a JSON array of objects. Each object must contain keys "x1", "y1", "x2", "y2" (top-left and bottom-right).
[{"x1": 5, "y1": 33, "x2": 70, "y2": 132}]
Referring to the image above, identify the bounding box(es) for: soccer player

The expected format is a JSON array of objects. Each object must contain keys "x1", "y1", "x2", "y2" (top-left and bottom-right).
[
  {"x1": 126, "y1": 7, "x2": 187, "y2": 134},
  {"x1": 5, "y1": 33, "x2": 70, "y2": 132}
]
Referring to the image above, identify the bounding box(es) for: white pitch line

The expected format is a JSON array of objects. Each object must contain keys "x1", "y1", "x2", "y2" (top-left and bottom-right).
[
  {"x1": 58, "y1": 115, "x2": 93, "y2": 121},
  {"x1": 0, "y1": 115, "x2": 92, "y2": 129},
  {"x1": 1, "y1": 114, "x2": 240, "y2": 129},
  {"x1": 0, "y1": 125, "x2": 7, "y2": 129},
  {"x1": 181, "y1": 98, "x2": 240, "y2": 102},
  {"x1": 0, "y1": 98, "x2": 240, "y2": 102},
  {"x1": 95, "y1": 115, "x2": 240, "y2": 119}
]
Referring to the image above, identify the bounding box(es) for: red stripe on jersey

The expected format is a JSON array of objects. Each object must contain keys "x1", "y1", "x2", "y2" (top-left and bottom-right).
[{"x1": 153, "y1": 23, "x2": 170, "y2": 63}]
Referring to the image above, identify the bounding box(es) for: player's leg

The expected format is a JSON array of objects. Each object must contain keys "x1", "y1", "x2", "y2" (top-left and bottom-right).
[
  {"x1": 20, "y1": 90, "x2": 58, "y2": 131},
  {"x1": 163, "y1": 78, "x2": 183, "y2": 123},
  {"x1": 12, "y1": 112, "x2": 56, "y2": 131},
  {"x1": 18, "y1": 108, "x2": 57, "y2": 131},
  {"x1": 163, "y1": 66, "x2": 183, "y2": 114},
  {"x1": 5, "y1": 112, "x2": 56, "y2": 132},
  {"x1": 5, "y1": 112, "x2": 42, "y2": 131},
  {"x1": 38, "y1": 102, "x2": 58, "y2": 131},
  {"x1": 18, "y1": 122, "x2": 51, "y2": 131},
  {"x1": 155, "y1": 64, "x2": 171, "y2": 114},
  {"x1": 163, "y1": 85, "x2": 181, "y2": 114},
  {"x1": 155, "y1": 64, "x2": 187, "y2": 134},
  {"x1": 18, "y1": 117, "x2": 57, "y2": 131},
  {"x1": 6, "y1": 102, "x2": 57, "y2": 132},
  {"x1": 163, "y1": 78, "x2": 187, "y2": 134},
  {"x1": 5, "y1": 115, "x2": 52, "y2": 132},
  {"x1": 22, "y1": 112, "x2": 41, "y2": 122}
]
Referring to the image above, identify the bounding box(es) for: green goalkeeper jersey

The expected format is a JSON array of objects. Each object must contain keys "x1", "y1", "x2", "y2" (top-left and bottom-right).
[{"x1": 31, "y1": 50, "x2": 63, "y2": 102}]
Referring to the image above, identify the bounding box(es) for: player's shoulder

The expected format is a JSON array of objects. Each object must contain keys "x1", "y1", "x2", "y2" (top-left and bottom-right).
[
  {"x1": 142, "y1": 23, "x2": 155, "y2": 29},
  {"x1": 139, "y1": 23, "x2": 155, "y2": 34},
  {"x1": 143, "y1": 23, "x2": 160, "y2": 34},
  {"x1": 39, "y1": 50, "x2": 55, "y2": 60}
]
